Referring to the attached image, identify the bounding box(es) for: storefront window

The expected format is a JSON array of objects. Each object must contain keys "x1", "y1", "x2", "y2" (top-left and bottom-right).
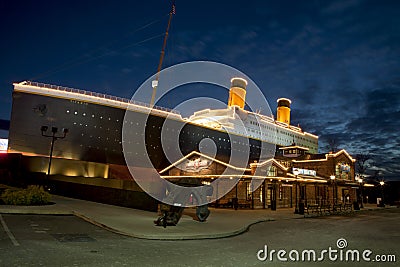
[
  {"x1": 246, "y1": 182, "x2": 252, "y2": 200},
  {"x1": 268, "y1": 166, "x2": 277, "y2": 176},
  {"x1": 336, "y1": 162, "x2": 351, "y2": 179}
]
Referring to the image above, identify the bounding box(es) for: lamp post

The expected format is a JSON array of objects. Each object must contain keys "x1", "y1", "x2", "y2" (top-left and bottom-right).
[
  {"x1": 293, "y1": 169, "x2": 299, "y2": 214},
  {"x1": 357, "y1": 175, "x2": 364, "y2": 208},
  {"x1": 379, "y1": 180, "x2": 385, "y2": 207},
  {"x1": 330, "y1": 175, "x2": 336, "y2": 205},
  {"x1": 41, "y1": 126, "x2": 68, "y2": 180}
]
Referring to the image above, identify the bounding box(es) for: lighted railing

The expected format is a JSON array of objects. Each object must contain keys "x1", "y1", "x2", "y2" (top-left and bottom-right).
[{"x1": 23, "y1": 81, "x2": 180, "y2": 115}]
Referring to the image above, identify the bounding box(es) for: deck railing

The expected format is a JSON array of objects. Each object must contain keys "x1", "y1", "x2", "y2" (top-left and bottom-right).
[{"x1": 23, "y1": 81, "x2": 180, "y2": 115}]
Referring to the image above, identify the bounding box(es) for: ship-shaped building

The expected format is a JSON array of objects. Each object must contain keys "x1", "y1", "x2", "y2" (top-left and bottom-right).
[{"x1": 9, "y1": 78, "x2": 318, "y2": 174}]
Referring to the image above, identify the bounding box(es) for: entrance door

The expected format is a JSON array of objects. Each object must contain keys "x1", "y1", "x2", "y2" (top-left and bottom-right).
[{"x1": 266, "y1": 184, "x2": 272, "y2": 208}]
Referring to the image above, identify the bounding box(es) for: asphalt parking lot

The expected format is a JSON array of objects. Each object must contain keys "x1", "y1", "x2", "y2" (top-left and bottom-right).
[{"x1": 1, "y1": 208, "x2": 399, "y2": 266}]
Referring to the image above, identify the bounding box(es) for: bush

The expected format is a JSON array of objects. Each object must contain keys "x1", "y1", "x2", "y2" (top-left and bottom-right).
[{"x1": 1, "y1": 185, "x2": 51, "y2": 205}]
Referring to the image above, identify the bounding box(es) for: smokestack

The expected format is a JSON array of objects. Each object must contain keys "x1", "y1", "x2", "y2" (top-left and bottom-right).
[
  {"x1": 228, "y1": 77, "x2": 247, "y2": 109},
  {"x1": 276, "y1": 98, "x2": 291, "y2": 125}
]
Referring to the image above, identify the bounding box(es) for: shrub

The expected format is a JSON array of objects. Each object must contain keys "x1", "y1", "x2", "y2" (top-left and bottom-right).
[{"x1": 1, "y1": 185, "x2": 51, "y2": 205}]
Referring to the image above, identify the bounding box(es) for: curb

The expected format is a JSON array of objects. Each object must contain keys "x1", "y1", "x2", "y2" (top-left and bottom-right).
[
  {"x1": 0, "y1": 206, "x2": 72, "y2": 216},
  {"x1": 73, "y1": 211, "x2": 275, "y2": 240},
  {"x1": 0, "y1": 210, "x2": 72, "y2": 215}
]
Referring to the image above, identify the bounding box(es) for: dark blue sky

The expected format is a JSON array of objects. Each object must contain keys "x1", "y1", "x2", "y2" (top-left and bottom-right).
[{"x1": 1, "y1": 0, "x2": 399, "y2": 180}]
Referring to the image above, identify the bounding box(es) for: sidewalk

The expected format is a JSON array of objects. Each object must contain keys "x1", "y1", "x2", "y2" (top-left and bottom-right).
[{"x1": 0, "y1": 195, "x2": 390, "y2": 240}]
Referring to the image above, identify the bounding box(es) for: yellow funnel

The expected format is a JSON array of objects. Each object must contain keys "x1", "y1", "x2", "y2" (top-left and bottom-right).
[
  {"x1": 277, "y1": 98, "x2": 291, "y2": 125},
  {"x1": 228, "y1": 77, "x2": 247, "y2": 109}
]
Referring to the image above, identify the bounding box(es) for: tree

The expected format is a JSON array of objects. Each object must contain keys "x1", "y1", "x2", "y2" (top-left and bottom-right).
[
  {"x1": 324, "y1": 138, "x2": 339, "y2": 153},
  {"x1": 355, "y1": 153, "x2": 372, "y2": 178}
]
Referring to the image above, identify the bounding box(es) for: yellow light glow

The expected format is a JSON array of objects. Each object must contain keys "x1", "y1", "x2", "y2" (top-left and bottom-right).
[
  {"x1": 250, "y1": 158, "x2": 289, "y2": 171},
  {"x1": 159, "y1": 150, "x2": 251, "y2": 174},
  {"x1": 293, "y1": 149, "x2": 356, "y2": 163},
  {"x1": 279, "y1": 145, "x2": 309, "y2": 151}
]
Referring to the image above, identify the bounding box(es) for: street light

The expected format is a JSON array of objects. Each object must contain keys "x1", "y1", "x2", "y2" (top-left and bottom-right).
[
  {"x1": 379, "y1": 180, "x2": 385, "y2": 207},
  {"x1": 330, "y1": 175, "x2": 336, "y2": 205},
  {"x1": 293, "y1": 169, "x2": 299, "y2": 214},
  {"x1": 357, "y1": 175, "x2": 364, "y2": 208},
  {"x1": 41, "y1": 126, "x2": 68, "y2": 180}
]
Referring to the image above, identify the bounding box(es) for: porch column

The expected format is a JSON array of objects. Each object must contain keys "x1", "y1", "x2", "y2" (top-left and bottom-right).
[{"x1": 262, "y1": 179, "x2": 266, "y2": 209}]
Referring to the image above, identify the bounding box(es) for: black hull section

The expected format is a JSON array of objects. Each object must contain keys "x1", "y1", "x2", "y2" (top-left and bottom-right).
[{"x1": 9, "y1": 92, "x2": 274, "y2": 170}]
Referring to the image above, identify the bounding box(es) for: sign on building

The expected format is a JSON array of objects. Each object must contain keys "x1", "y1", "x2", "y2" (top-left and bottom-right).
[
  {"x1": 0, "y1": 138, "x2": 8, "y2": 152},
  {"x1": 293, "y1": 167, "x2": 316, "y2": 176}
]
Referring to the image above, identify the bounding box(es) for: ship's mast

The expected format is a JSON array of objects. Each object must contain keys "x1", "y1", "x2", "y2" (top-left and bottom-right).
[{"x1": 150, "y1": 1, "x2": 176, "y2": 107}]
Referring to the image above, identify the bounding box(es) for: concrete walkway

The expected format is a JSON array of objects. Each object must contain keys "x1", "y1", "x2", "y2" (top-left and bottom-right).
[{"x1": 0, "y1": 194, "x2": 390, "y2": 240}]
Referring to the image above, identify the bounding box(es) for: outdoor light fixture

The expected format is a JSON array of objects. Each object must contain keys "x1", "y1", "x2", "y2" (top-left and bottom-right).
[
  {"x1": 41, "y1": 125, "x2": 69, "y2": 181},
  {"x1": 357, "y1": 175, "x2": 364, "y2": 208},
  {"x1": 330, "y1": 175, "x2": 336, "y2": 205},
  {"x1": 379, "y1": 180, "x2": 385, "y2": 207},
  {"x1": 40, "y1": 125, "x2": 48, "y2": 132},
  {"x1": 293, "y1": 169, "x2": 299, "y2": 214}
]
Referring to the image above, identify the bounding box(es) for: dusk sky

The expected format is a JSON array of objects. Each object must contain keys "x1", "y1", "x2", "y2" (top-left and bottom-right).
[{"x1": 0, "y1": 0, "x2": 399, "y2": 180}]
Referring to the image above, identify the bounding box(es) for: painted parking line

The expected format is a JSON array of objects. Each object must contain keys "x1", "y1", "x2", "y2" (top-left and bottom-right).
[{"x1": 0, "y1": 214, "x2": 20, "y2": 246}]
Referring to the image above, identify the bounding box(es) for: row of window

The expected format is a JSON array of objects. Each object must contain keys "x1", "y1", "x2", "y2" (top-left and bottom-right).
[
  {"x1": 66, "y1": 109, "x2": 121, "y2": 122},
  {"x1": 248, "y1": 120, "x2": 317, "y2": 145}
]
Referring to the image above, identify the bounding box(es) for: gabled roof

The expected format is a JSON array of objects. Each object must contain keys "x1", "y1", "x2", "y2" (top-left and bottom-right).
[
  {"x1": 293, "y1": 149, "x2": 356, "y2": 163},
  {"x1": 250, "y1": 158, "x2": 289, "y2": 172},
  {"x1": 159, "y1": 151, "x2": 251, "y2": 174},
  {"x1": 279, "y1": 145, "x2": 309, "y2": 151}
]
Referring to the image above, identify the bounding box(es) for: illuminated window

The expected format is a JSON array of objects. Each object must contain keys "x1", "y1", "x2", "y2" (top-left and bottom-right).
[
  {"x1": 268, "y1": 166, "x2": 277, "y2": 177},
  {"x1": 246, "y1": 182, "x2": 252, "y2": 201}
]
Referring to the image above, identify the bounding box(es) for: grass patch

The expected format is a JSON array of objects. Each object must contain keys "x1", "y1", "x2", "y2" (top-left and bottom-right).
[{"x1": 1, "y1": 185, "x2": 51, "y2": 205}]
